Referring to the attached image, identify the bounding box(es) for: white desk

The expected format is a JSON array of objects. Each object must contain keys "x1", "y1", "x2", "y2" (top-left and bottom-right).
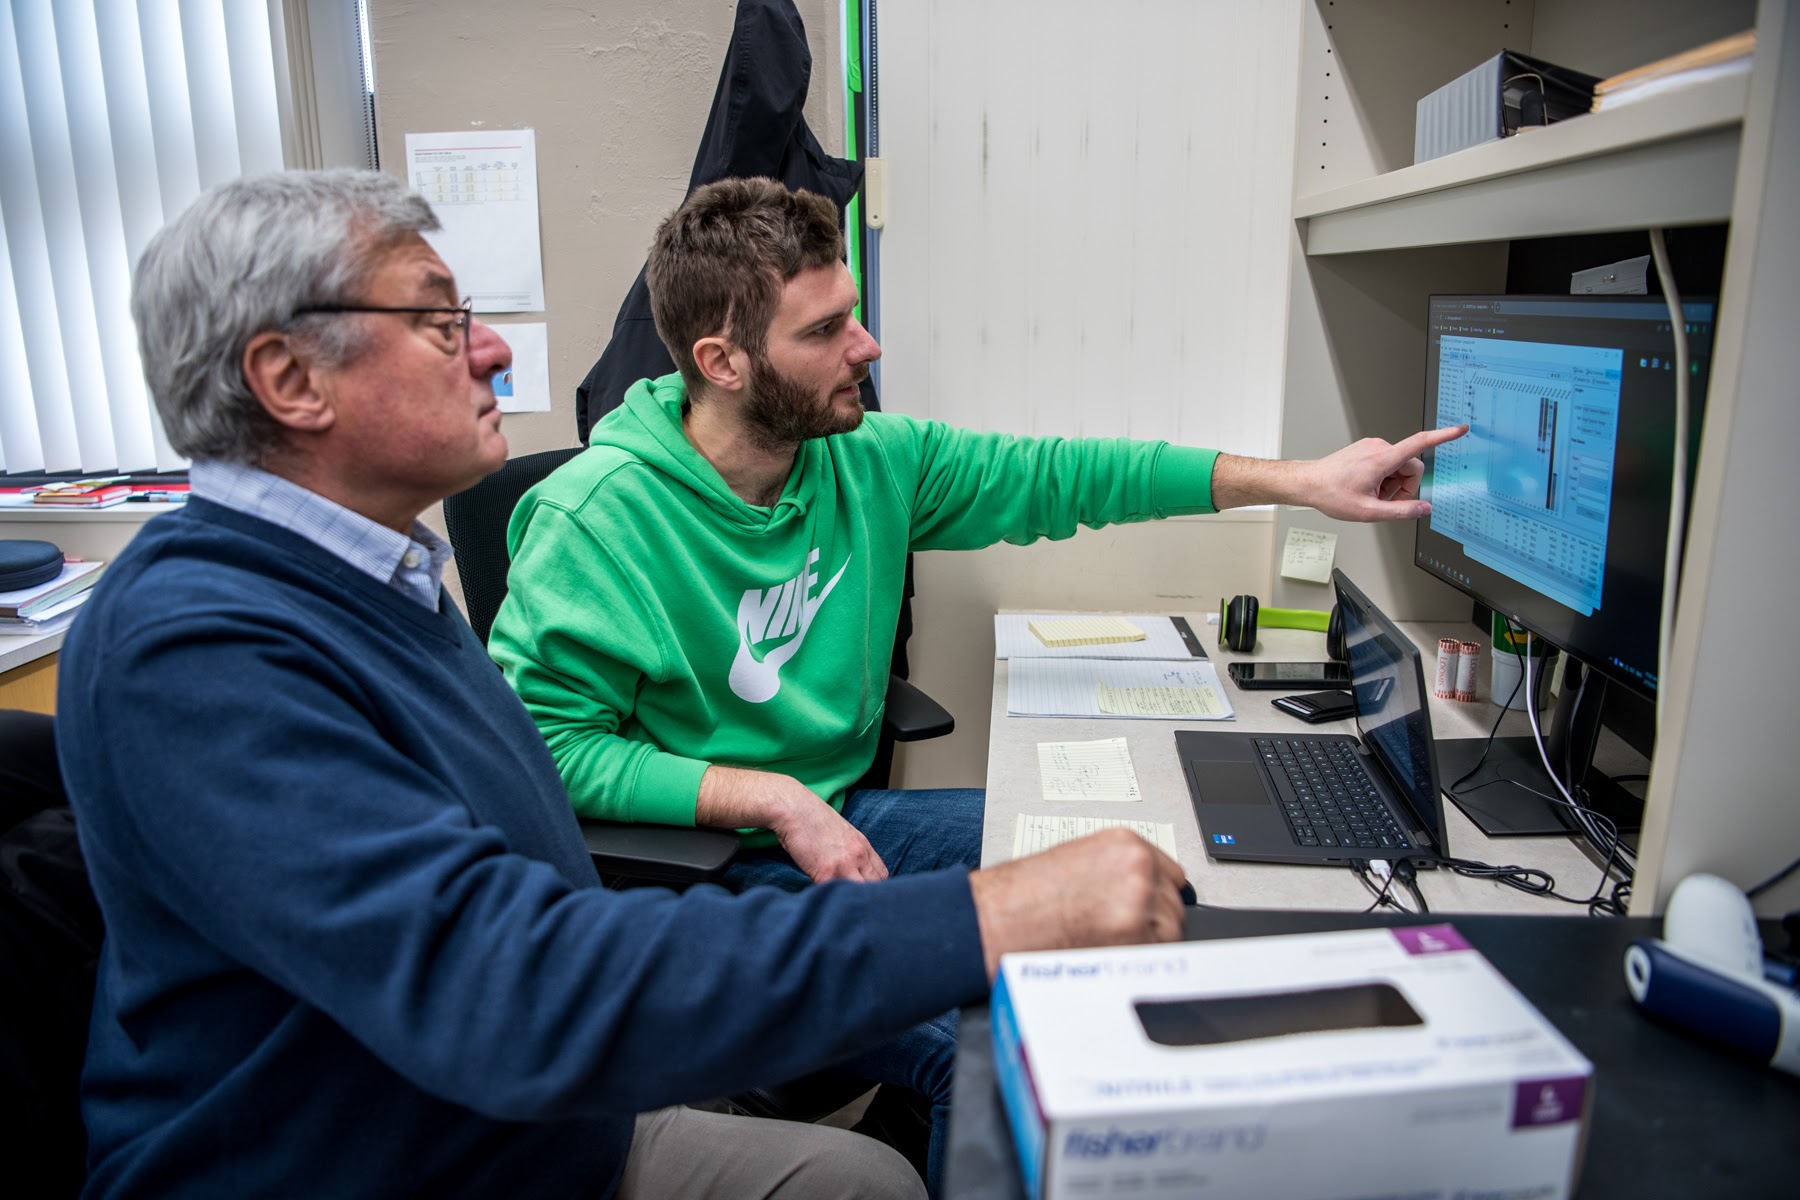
[{"x1": 984, "y1": 616, "x2": 1639, "y2": 915}]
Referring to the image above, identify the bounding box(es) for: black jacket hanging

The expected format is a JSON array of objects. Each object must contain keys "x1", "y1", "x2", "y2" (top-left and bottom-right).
[{"x1": 574, "y1": 0, "x2": 877, "y2": 441}]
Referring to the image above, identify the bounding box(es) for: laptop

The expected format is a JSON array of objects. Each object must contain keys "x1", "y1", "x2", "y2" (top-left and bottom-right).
[{"x1": 1176, "y1": 569, "x2": 1449, "y2": 866}]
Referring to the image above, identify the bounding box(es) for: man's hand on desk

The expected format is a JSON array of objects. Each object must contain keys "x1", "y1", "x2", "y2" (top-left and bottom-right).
[
  {"x1": 696, "y1": 764, "x2": 889, "y2": 884},
  {"x1": 1210, "y1": 425, "x2": 1469, "y2": 522},
  {"x1": 966, "y1": 829, "x2": 1189, "y2": 981}
]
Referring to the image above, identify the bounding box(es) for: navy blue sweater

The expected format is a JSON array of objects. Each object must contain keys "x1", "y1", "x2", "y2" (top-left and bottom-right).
[{"x1": 57, "y1": 500, "x2": 986, "y2": 1198}]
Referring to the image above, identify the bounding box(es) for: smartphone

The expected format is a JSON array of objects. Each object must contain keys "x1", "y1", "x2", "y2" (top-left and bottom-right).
[
  {"x1": 1272, "y1": 689, "x2": 1358, "y2": 723},
  {"x1": 1226, "y1": 660, "x2": 1351, "y2": 690}
]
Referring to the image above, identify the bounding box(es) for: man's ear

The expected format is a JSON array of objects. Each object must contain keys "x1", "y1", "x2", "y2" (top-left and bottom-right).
[
  {"x1": 242, "y1": 330, "x2": 336, "y2": 434},
  {"x1": 692, "y1": 335, "x2": 750, "y2": 395}
]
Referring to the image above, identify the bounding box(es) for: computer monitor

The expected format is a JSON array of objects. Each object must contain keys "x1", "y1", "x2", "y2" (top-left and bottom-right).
[{"x1": 1414, "y1": 294, "x2": 1715, "y2": 837}]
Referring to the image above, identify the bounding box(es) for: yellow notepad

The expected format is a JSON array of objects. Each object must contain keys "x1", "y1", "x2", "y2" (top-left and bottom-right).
[{"x1": 1028, "y1": 616, "x2": 1146, "y2": 648}]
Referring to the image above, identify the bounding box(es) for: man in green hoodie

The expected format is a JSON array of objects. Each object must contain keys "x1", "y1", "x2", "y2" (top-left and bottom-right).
[
  {"x1": 488, "y1": 177, "x2": 1464, "y2": 1194},
  {"x1": 491, "y1": 175, "x2": 1461, "y2": 890}
]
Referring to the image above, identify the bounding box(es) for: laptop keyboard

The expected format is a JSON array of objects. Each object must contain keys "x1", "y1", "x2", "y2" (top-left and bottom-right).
[{"x1": 1253, "y1": 738, "x2": 1411, "y2": 852}]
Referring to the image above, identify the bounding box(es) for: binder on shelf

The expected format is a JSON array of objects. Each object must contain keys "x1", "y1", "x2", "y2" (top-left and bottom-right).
[{"x1": 1415, "y1": 50, "x2": 1600, "y2": 165}]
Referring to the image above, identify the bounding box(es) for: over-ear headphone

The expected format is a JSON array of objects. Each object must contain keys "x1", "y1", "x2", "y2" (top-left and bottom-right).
[{"x1": 1219, "y1": 595, "x2": 1348, "y2": 661}]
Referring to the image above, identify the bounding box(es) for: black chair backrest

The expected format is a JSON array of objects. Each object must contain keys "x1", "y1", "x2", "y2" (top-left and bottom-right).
[
  {"x1": 1, "y1": 710, "x2": 100, "y2": 1197},
  {"x1": 441, "y1": 447, "x2": 584, "y2": 643}
]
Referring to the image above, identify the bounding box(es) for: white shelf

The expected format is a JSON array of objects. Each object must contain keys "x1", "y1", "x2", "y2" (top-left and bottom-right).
[
  {"x1": 1295, "y1": 72, "x2": 1749, "y2": 255},
  {"x1": 0, "y1": 500, "x2": 184, "y2": 523}
]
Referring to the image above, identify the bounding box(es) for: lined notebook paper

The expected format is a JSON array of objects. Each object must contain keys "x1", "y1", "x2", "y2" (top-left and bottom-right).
[
  {"x1": 1012, "y1": 813, "x2": 1179, "y2": 859},
  {"x1": 1037, "y1": 737, "x2": 1141, "y2": 802},
  {"x1": 1008, "y1": 659, "x2": 1233, "y2": 720}
]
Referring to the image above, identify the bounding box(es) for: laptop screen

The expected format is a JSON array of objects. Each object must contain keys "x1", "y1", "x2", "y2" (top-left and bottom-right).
[{"x1": 1333, "y1": 570, "x2": 1447, "y2": 853}]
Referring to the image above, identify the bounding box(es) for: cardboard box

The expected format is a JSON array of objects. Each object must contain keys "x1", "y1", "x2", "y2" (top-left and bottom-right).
[{"x1": 992, "y1": 925, "x2": 1592, "y2": 1199}]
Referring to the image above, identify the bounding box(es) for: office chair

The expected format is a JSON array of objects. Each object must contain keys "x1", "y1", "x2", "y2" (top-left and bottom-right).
[
  {"x1": 1, "y1": 710, "x2": 99, "y2": 1198},
  {"x1": 441, "y1": 446, "x2": 955, "y2": 886}
]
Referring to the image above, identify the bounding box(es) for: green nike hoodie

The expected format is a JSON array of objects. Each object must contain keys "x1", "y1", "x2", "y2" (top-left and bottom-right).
[{"x1": 488, "y1": 373, "x2": 1219, "y2": 843}]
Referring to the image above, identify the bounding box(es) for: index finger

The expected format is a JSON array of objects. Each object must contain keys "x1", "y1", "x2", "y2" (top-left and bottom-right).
[{"x1": 1391, "y1": 424, "x2": 1468, "y2": 460}]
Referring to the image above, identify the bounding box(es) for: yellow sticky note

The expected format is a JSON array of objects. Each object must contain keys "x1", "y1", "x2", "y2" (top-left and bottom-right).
[
  {"x1": 1096, "y1": 683, "x2": 1227, "y2": 718},
  {"x1": 1029, "y1": 616, "x2": 1147, "y2": 648},
  {"x1": 1280, "y1": 526, "x2": 1338, "y2": 584}
]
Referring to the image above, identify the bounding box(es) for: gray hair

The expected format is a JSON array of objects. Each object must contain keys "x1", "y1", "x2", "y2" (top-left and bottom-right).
[{"x1": 131, "y1": 169, "x2": 439, "y2": 464}]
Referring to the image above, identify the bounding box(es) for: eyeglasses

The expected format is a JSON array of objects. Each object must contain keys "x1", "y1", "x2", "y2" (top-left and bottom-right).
[{"x1": 294, "y1": 297, "x2": 474, "y2": 357}]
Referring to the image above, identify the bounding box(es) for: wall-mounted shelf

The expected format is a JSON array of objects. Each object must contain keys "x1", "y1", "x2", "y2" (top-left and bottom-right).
[{"x1": 1296, "y1": 72, "x2": 1748, "y2": 255}]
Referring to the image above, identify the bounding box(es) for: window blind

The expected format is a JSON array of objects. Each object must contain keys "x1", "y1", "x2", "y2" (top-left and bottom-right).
[{"x1": 0, "y1": 0, "x2": 285, "y2": 475}]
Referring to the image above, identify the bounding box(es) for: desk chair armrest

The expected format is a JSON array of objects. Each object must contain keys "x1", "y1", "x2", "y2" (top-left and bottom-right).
[
  {"x1": 884, "y1": 674, "x2": 954, "y2": 742},
  {"x1": 580, "y1": 819, "x2": 740, "y2": 885}
]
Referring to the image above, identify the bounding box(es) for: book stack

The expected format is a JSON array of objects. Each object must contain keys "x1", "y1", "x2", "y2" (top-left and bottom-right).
[
  {"x1": 30, "y1": 476, "x2": 133, "y2": 507},
  {"x1": 0, "y1": 559, "x2": 106, "y2": 636},
  {"x1": 1592, "y1": 30, "x2": 1755, "y2": 112}
]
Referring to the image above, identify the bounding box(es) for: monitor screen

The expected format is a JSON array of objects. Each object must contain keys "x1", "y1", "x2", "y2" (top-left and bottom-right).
[{"x1": 1414, "y1": 294, "x2": 1714, "y2": 701}]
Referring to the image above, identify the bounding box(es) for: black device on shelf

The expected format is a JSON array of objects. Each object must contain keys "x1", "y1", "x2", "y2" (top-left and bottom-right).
[{"x1": 1414, "y1": 294, "x2": 1715, "y2": 837}]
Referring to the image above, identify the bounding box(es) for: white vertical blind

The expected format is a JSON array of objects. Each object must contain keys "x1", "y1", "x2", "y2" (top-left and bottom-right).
[
  {"x1": 877, "y1": 0, "x2": 1301, "y2": 457},
  {"x1": 0, "y1": 0, "x2": 286, "y2": 475}
]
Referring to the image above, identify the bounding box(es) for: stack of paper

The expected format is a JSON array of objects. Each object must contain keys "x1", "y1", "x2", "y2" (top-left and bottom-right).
[
  {"x1": 1592, "y1": 30, "x2": 1754, "y2": 111},
  {"x1": 0, "y1": 560, "x2": 105, "y2": 635},
  {"x1": 28, "y1": 477, "x2": 133, "y2": 507}
]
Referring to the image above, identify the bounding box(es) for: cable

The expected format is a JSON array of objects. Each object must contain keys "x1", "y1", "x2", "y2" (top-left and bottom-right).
[
  {"x1": 1748, "y1": 854, "x2": 1800, "y2": 900},
  {"x1": 1648, "y1": 228, "x2": 1692, "y2": 737},
  {"x1": 1522, "y1": 632, "x2": 1637, "y2": 874},
  {"x1": 1445, "y1": 630, "x2": 1525, "y2": 796},
  {"x1": 1352, "y1": 859, "x2": 1406, "y2": 913},
  {"x1": 1436, "y1": 851, "x2": 1630, "y2": 918},
  {"x1": 1395, "y1": 859, "x2": 1429, "y2": 914}
]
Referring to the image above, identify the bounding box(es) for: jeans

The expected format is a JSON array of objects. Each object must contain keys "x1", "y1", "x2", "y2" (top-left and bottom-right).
[{"x1": 720, "y1": 787, "x2": 985, "y2": 1200}]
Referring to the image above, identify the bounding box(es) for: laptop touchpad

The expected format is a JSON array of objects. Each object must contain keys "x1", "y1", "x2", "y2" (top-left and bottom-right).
[{"x1": 1192, "y1": 761, "x2": 1271, "y2": 806}]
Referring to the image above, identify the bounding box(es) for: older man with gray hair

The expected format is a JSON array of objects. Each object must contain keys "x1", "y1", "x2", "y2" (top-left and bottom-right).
[{"x1": 54, "y1": 169, "x2": 1189, "y2": 1199}]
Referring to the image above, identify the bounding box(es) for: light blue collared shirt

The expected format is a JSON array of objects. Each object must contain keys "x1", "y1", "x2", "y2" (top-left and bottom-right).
[{"x1": 188, "y1": 461, "x2": 454, "y2": 611}]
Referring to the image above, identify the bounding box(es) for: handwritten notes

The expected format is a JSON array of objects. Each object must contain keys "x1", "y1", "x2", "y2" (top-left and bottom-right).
[
  {"x1": 1037, "y1": 737, "x2": 1141, "y2": 802},
  {"x1": 1280, "y1": 526, "x2": 1338, "y2": 584},
  {"x1": 1012, "y1": 813, "x2": 1179, "y2": 859},
  {"x1": 1096, "y1": 683, "x2": 1229, "y2": 719},
  {"x1": 1008, "y1": 659, "x2": 1233, "y2": 720}
]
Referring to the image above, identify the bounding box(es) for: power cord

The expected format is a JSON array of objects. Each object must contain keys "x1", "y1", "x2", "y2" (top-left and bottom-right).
[
  {"x1": 1439, "y1": 618, "x2": 1633, "y2": 916},
  {"x1": 1748, "y1": 854, "x2": 1800, "y2": 900},
  {"x1": 1351, "y1": 859, "x2": 1431, "y2": 914},
  {"x1": 1395, "y1": 859, "x2": 1429, "y2": 913},
  {"x1": 1351, "y1": 859, "x2": 1406, "y2": 913}
]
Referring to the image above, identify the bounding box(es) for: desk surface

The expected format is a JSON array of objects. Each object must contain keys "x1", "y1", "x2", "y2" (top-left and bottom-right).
[
  {"x1": 945, "y1": 910, "x2": 1800, "y2": 1199},
  {"x1": 984, "y1": 616, "x2": 1640, "y2": 915},
  {"x1": 0, "y1": 627, "x2": 64, "y2": 676}
]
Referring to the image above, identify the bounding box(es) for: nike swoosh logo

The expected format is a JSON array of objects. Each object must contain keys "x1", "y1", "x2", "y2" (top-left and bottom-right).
[{"x1": 728, "y1": 554, "x2": 850, "y2": 704}]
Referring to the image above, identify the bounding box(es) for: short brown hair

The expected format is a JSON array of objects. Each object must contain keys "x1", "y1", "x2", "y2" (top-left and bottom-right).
[{"x1": 645, "y1": 178, "x2": 844, "y2": 390}]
